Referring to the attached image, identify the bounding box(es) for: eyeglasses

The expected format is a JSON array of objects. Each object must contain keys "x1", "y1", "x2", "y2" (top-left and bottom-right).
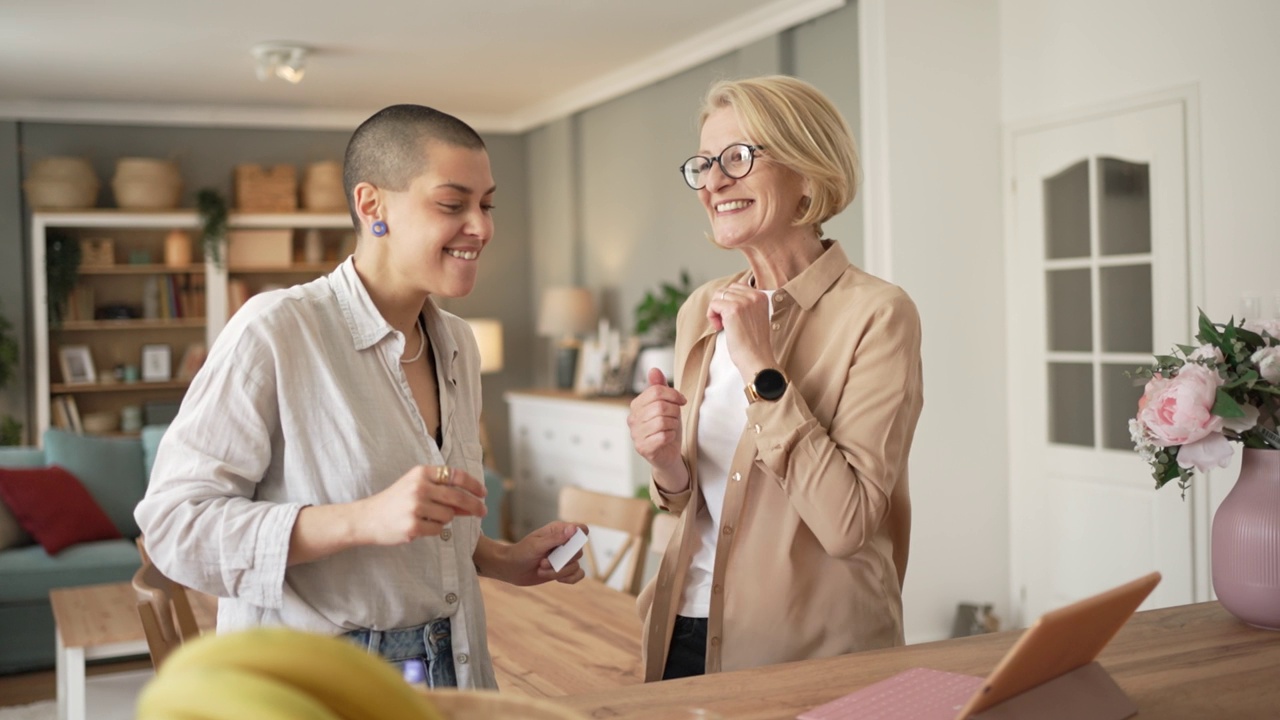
[{"x1": 678, "y1": 143, "x2": 766, "y2": 190}]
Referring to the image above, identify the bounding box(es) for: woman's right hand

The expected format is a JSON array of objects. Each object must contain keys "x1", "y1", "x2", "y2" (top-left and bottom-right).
[
  {"x1": 355, "y1": 465, "x2": 488, "y2": 546},
  {"x1": 628, "y1": 368, "x2": 690, "y2": 493}
]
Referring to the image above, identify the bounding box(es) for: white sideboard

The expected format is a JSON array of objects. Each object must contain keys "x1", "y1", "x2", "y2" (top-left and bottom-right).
[{"x1": 505, "y1": 389, "x2": 652, "y2": 592}]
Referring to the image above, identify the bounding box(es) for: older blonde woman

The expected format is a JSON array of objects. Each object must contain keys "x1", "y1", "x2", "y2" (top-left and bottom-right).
[{"x1": 628, "y1": 76, "x2": 924, "y2": 680}]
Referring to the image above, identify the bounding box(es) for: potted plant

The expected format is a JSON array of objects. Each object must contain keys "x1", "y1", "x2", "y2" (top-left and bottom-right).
[
  {"x1": 0, "y1": 299, "x2": 23, "y2": 445},
  {"x1": 1130, "y1": 309, "x2": 1280, "y2": 629},
  {"x1": 197, "y1": 188, "x2": 228, "y2": 269},
  {"x1": 631, "y1": 270, "x2": 692, "y2": 391},
  {"x1": 45, "y1": 229, "x2": 81, "y2": 327}
]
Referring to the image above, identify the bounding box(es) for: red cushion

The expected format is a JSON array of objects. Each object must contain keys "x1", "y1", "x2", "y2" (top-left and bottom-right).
[{"x1": 0, "y1": 466, "x2": 122, "y2": 554}]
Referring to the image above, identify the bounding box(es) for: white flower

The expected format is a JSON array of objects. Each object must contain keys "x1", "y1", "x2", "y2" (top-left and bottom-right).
[
  {"x1": 1243, "y1": 318, "x2": 1280, "y2": 343},
  {"x1": 1188, "y1": 344, "x2": 1224, "y2": 364},
  {"x1": 1252, "y1": 346, "x2": 1280, "y2": 384}
]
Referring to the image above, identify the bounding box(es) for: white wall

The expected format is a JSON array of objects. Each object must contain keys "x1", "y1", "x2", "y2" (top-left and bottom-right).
[
  {"x1": 1002, "y1": 0, "x2": 1280, "y2": 320},
  {"x1": 869, "y1": 0, "x2": 1007, "y2": 643}
]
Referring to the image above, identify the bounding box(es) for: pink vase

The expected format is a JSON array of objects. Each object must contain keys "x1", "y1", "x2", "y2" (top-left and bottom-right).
[{"x1": 1211, "y1": 448, "x2": 1280, "y2": 630}]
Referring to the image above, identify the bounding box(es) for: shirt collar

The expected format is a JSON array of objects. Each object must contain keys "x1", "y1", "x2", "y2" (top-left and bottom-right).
[
  {"x1": 744, "y1": 239, "x2": 850, "y2": 311},
  {"x1": 330, "y1": 257, "x2": 455, "y2": 366}
]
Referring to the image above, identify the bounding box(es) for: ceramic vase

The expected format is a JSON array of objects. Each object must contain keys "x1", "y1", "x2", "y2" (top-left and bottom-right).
[{"x1": 1211, "y1": 448, "x2": 1280, "y2": 630}]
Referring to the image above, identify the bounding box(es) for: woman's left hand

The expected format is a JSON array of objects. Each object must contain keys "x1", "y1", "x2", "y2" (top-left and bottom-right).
[
  {"x1": 708, "y1": 281, "x2": 779, "y2": 383},
  {"x1": 482, "y1": 522, "x2": 588, "y2": 586}
]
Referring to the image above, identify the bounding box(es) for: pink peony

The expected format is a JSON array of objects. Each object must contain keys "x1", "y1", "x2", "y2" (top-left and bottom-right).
[
  {"x1": 1136, "y1": 364, "x2": 1224, "y2": 447},
  {"x1": 1243, "y1": 318, "x2": 1280, "y2": 342}
]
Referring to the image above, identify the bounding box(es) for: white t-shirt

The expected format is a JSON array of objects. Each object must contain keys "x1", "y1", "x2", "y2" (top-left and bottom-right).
[{"x1": 679, "y1": 290, "x2": 774, "y2": 617}]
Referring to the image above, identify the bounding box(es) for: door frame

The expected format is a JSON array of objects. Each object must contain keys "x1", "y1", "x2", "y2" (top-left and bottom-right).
[{"x1": 1002, "y1": 85, "x2": 1209, "y2": 623}]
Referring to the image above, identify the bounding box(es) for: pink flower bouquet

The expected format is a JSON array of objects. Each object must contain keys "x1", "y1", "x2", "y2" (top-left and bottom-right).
[{"x1": 1131, "y1": 310, "x2": 1280, "y2": 493}]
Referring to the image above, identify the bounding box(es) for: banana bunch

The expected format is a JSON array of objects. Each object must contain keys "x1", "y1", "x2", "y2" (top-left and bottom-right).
[{"x1": 137, "y1": 627, "x2": 446, "y2": 720}]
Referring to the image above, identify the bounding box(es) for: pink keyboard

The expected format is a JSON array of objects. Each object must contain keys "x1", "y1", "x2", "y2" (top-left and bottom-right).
[{"x1": 797, "y1": 667, "x2": 985, "y2": 720}]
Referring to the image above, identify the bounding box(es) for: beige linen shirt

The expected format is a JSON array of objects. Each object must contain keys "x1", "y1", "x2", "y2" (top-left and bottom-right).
[
  {"x1": 639, "y1": 241, "x2": 924, "y2": 680},
  {"x1": 135, "y1": 258, "x2": 496, "y2": 688}
]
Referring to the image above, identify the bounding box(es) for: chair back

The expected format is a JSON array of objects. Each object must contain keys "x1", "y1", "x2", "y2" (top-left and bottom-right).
[
  {"x1": 133, "y1": 538, "x2": 201, "y2": 668},
  {"x1": 558, "y1": 486, "x2": 654, "y2": 594}
]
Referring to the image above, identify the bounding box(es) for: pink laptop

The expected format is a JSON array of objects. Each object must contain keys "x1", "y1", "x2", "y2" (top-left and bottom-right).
[{"x1": 798, "y1": 572, "x2": 1161, "y2": 720}]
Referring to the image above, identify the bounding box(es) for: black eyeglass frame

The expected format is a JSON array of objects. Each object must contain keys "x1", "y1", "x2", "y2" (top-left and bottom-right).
[{"x1": 678, "y1": 144, "x2": 767, "y2": 190}]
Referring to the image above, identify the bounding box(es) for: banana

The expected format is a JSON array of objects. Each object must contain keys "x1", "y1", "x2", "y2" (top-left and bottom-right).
[
  {"x1": 138, "y1": 665, "x2": 342, "y2": 720},
  {"x1": 159, "y1": 627, "x2": 445, "y2": 720}
]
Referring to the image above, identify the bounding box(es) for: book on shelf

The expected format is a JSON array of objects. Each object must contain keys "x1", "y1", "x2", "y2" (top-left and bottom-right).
[{"x1": 51, "y1": 396, "x2": 82, "y2": 433}]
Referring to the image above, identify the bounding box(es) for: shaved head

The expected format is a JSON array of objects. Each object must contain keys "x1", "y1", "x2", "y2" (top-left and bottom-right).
[{"x1": 342, "y1": 104, "x2": 486, "y2": 228}]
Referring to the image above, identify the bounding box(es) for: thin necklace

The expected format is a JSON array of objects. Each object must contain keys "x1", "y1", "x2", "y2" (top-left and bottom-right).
[{"x1": 401, "y1": 319, "x2": 426, "y2": 364}]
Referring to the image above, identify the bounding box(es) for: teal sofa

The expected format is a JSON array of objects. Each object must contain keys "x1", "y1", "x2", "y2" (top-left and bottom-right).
[{"x1": 0, "y1": 426, "x2": 167, "y2": 674}]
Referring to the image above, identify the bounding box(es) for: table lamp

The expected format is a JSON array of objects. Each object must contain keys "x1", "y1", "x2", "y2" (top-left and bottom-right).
[
  {"x1": 464, "y1": 318, "x2": 504, "y2": 470},
  {"x1": 537, "y1": 287, "x2": 597, "y2": 389}
]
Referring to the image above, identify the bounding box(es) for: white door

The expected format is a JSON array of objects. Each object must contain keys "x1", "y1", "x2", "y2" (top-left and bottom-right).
[{"x1": 1008, "y1": 101, "x2": 1195, "y2": 625}]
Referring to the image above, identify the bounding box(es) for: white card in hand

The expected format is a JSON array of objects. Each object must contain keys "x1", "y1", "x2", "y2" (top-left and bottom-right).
[{"x1": 547, "y1": 528, "x2": 588, "y2": 572}]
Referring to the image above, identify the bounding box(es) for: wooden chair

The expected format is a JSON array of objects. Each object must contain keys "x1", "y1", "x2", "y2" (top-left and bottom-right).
[
  {"x1": 133, "y1": 538, "x2": 201, "y2": 669},
  {"x1": 558, "y1": 486, "x2": 654, "y2": 594}
]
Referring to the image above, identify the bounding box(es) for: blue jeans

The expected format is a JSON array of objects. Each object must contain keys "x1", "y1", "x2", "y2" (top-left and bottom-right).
[{"x1": 343, "y1": 617, "x2": 457, "y2": 688}]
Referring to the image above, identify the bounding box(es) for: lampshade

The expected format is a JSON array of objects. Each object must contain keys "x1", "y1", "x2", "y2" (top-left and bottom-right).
[
  {"x1": 537, "y1": 287, "x2": 597, "y2": 338},
  {"x1": 465, "y1": 318, "x2": 504, "y2": 374}
]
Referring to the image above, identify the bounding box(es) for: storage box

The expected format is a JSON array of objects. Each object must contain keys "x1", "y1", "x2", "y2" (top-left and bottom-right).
[
  {"x1": 234, "y1": 164, "x2": 297, "y2": 212},
  {"x1": 227, "y1": 230, "x2": 292, "y2": 268},
  {"x1": 79, "y1": 238, "x2": 115, "y2": 266}
]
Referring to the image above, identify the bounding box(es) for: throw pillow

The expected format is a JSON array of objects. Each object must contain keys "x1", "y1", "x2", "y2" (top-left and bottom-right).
[
  {"x1": 0, "y1": 466, "x2": 122, "y2": 554},
  {"x1": 0, "y1": 496, "x2": 33, "y2": 550},
  {"x1": 44, "y1": 428, "x2": 146, "y2": 537}
]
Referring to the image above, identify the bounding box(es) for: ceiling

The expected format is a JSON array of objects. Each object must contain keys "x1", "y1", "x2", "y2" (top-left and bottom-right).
[{"x1": 0, "y1": 0, "x2": 844, "y2": 133}]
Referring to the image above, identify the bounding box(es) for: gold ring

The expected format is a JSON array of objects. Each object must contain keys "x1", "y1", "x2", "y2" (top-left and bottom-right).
[{"x1": 435, "y1": 465, "x2": 450, "y2": 485}]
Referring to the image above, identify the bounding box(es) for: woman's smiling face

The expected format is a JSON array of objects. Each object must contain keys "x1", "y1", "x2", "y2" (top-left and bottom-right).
[
  {"x1": 696, "y1": 106, "x2": 809, "y2": 251},
  {"x1": 380, "y1": 141, "x2": 496, "y2": 299}
]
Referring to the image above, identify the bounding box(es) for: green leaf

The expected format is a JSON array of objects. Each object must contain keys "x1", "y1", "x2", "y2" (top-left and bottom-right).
[
  {"x1": 1154, "y1": 354, "x2": 1179, "y2": 366},
  {"x1": 1211, "y1": 389, "x2": 1245, "y2": 418},
  {"x1": 1223, "y1": 369, "x2": 1259, "y2": 390},
  {"x1": 1197, "y1": 308, "x2": 1222, "y2": 346},
  {"x1": 1176, "y1": 344, "x2": 1199, "y2": 356}
]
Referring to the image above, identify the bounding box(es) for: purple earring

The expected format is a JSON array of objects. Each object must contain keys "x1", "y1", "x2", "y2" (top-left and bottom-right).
[{"x1": 372, "y1": 220, "x2": 388, "y2": 237}]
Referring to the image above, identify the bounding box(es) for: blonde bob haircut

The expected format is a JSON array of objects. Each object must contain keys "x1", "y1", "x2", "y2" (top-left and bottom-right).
[{"x1": 699, "y1": 75, "x2": 859, "y2": 237}]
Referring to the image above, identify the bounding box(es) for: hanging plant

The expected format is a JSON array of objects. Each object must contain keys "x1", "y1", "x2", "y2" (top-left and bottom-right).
[
  {"x1": 0, "y1": 299, "x2": 22, "y2": 446},
  {"x1": 197, "y1": 188, "x2": 229, "y2": 269},
  {"x1": 46, "y1": 229, "x2": 81, "y2": 327}
]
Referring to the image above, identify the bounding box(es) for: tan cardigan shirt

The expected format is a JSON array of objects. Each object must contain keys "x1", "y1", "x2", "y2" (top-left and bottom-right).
[{"x1": 638, "y1": 241, "x2": 924, "y2": 680}]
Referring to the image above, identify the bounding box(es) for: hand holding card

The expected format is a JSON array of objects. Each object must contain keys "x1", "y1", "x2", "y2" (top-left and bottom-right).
[{"x1": 547, "y1": 527, "x2": 589, "y2": 572}]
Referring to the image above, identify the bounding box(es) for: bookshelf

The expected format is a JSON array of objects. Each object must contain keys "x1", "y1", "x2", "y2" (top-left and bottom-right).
[{"x1": 31, "y1": 210, "x2": 353, "y2": 440}]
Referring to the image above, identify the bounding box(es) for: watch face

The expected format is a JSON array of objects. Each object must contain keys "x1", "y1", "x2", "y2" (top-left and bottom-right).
[{"x1": 754, "y1": 368, "x2": 787, "y2": 400}]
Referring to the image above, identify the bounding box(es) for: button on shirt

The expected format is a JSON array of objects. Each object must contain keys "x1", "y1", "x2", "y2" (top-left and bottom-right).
[{"x1": 134, "y1": 258, "x2": 495, "y2": 688}]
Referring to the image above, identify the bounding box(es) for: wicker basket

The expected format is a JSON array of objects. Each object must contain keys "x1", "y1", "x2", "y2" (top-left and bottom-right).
[
  {"x1": 79, "y1": 238, "x2": 115, "y2": 267},
  {"x1": 234, "y1": 164, "x2": 297, "y2": 212},
  {"x1": 420, "y1": 690, "x2": 586, "y2": 720}
]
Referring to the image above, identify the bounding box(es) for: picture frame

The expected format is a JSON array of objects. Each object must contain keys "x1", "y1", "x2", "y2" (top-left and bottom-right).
[
  {"x1": 58, "y1": 345, "x2": 97, "y2": 385},
  {"x1": 573, "y1": 337, "x2": 607, "y2": 397},
  {"x1": 141, "y1": 344, "x2": 172, "y2": 382}
]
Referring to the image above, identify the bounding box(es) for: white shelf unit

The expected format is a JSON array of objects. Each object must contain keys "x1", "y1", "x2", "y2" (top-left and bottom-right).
[{"x1": 30, "y1": 210, "x2": 353, "y2": 441}]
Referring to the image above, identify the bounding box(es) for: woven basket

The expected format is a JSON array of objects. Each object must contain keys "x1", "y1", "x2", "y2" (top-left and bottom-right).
[
  {"x1": 420, "y1": 690, "x2": 586, "y2": 720},
  {"x1": 235, "y1": 164, "x2": 297, "y2": 212}
]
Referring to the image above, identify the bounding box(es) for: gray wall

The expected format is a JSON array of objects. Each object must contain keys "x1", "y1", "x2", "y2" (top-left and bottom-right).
[{"x1": 525, "y1": 1, "x2": 863, "y2": 386}]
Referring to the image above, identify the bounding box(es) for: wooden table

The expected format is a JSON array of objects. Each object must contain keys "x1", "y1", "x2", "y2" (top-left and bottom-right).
[
  {"x1": 560, "y1": 602, "x2": 1280, "y2": 719},
  {"x1": 479, "y1": 576, "x2": 643, "y2": 696},
  {"x1": 49, "y1": 581, "x2": 216, "y2": 720}
]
